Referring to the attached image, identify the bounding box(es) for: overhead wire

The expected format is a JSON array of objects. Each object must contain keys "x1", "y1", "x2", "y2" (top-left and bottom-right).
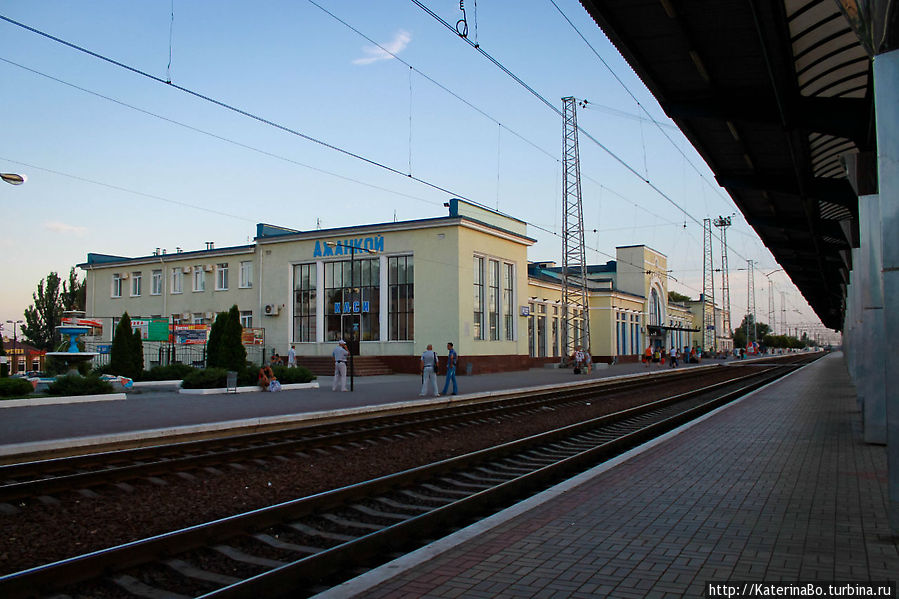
[{"x1": 407, "y1": 0, "x2": 750, "y2": 265}]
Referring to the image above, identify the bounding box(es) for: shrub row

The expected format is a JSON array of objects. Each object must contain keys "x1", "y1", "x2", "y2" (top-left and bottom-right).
[
  {"x1": 0, "y1": 377, "x2": 35, "y2": 398},
  {"x1": 181, "y1": 365, "x2": 315, "y2": 389}
]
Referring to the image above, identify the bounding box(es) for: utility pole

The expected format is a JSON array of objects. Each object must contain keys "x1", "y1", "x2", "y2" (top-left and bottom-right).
[
  {"x1": 702, "y1": 218, "x2": 716, "y2": 352},
  {"x1": 713, "y1": 216, "x2": 732, "y2": 344},
  {"x1": 560, "y1": 97, "x2": 590, "y2": 362},
  {"x1": 746, "y1": 259, "x2": 757, "y2": 345},
  {"x1": 767, "y1": 278, "x2": 776, "y2": 335}
]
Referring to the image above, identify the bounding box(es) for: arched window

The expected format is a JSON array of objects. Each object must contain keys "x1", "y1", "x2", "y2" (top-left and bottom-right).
[{"x1": 649, "y1": 288, "x2": 662, "y2": 326}]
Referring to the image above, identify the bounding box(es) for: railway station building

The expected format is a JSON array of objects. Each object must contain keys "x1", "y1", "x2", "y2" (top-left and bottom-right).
[{"x1": 79, "y1": 199, "x2": 711, "y2": 373}]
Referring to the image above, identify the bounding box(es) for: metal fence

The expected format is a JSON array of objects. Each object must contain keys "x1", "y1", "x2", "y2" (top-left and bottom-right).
[{"x1": 84, "y1": 340, "x2": 267, "y2": 371}]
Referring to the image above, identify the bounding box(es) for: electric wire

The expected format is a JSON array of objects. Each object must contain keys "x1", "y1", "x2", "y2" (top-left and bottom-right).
[
  {"x1": 0, "y1": 56, "x2": 445, "y2": 211},
  {"x1": 407, "y1": 0, "x2": 750, "y2": 265}
]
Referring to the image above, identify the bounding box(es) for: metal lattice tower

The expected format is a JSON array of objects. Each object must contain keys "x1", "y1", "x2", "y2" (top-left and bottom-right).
[
  {"x1": 746, "y1": 259, "x2": 757, "y2": 344},
  {"x1": 713, "y1": 216, "x2": 732, "y2": 340},
  {"x1": 767, "y1": 278, "x2": 776, "y2": 335},
  {"x1": 561, "y1": 97, "x2": 590, "y2": 358},
  {"x1": 702, "y1": 218, "x2": 716, "y2": 352}
]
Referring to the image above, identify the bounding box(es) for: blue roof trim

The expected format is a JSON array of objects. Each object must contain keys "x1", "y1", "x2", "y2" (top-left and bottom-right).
[{"x1": 256, "y1": 223, "x2": 301, "y2": 238}]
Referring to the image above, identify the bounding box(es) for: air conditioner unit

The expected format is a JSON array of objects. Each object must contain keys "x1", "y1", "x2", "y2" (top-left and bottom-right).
[
  {"x1": 182, "y1": 266, "x2": 192, "y2": 274},
  {"x1": 264, "y1": 303, "x2": 280, "y2": 316},
  {"x1": 204, "y1": 264, "x2": 214, "y2": 272}
]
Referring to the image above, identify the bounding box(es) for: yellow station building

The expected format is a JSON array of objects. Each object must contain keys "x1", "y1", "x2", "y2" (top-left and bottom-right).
[{"x1": 80, "y1": 199, "x2": 714, "y2": 373}]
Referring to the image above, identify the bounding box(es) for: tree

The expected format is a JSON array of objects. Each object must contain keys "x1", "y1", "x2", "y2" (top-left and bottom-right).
[
  {"x1": 60, "y1": 267, "x2": 86, "y2": 312},
  {"x1": 668, "y1": 290, "x2": 692, "y2": 303},
  {"x1": 131, "y1": 328, "x2": 145, "y2": 377},
  {"x1": 21, "y1": 272, "x2": 64, "y2": 351},
  {"x1": 732, "y1": 314, "x2": 771, "y2": 349},
  {"x1": 206, "y1": 306, "x2": 246, "y2": 372},
  {"x1": 0, "y1": 341, "x2": 8, "y2": 378},
  {"x1": 109, "y1": 313, "x2": 141, "y2": 379}
]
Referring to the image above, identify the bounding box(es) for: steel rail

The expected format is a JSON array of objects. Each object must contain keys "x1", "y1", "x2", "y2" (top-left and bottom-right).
[{"x1": 0, "y1": 359, "x2": 816, "y2": 599}]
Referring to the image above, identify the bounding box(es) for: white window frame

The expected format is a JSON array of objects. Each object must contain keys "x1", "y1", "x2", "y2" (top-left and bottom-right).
[
  {"x1": 216, "y1": 263, "x2": 229, "y2": 291},
  {"x1": 131, "y1": 272, "x2": 142, "y2": 297},
  {"x1": 240, "y1": 310, "x2": 253, "y2": 328},
  {"x1": 192, "y1": 312, "x2": 205, "y2": 324},
  {"x1": 193, "y1": 266, "x2": 205, "y2": 292},
  {"x1": 171, "y1": 268, "x2": 183, "y2": 294},
  {"x1": 239, "y1": 260, "x2": 253, "y2": 288},
  {"x1": 112, "y1": 273, "x2": 122, "y2": 298},
  {"x1": 151, "y1": 269, "x2": 163, "y2": 296}
]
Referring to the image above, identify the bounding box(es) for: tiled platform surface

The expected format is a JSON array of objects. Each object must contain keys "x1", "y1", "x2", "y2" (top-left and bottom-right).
[{"x1": 333, "y1": 352, "x2": 898, "y2": 598}]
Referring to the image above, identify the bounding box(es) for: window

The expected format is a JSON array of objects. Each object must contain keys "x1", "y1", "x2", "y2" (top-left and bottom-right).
[
  {"x1": 473, "y1": 256, "x2": 484, "y2": 340},
  {"x1": 193, "y1": 266, "x2": 205, "y2": 292},
  {"x1": 111, "y1": 273, "x2": 122, "y2": 297},
  {"x1": 388, "y1": 256, "x2": 413, "y2": 341},
  {"x1": 537, "y1": 303, "x2": 546, "y2": 357},
  {"x1": 131, "y1": 272, "x2": 142, "y2": 296},
  {"x1": 293, "y1": 263, "x2": 317, "y2": 343},
  {"x1": 240, "y1": 310, "x2": 253, "y2": 328},
  {"x1": 503, "y1": 263, "x2": 514, "y2": 340},
  {"x1": 528, "y1": 302, "x2": 535, "y2": 357},
  {"x1": 488, "y1": 259, "x2": 500, "y2": 341},
  {"x1": 326, "y1": 258, "x2": 381, "y2": 342},
  {"x1": 216, "y1": 263, "x2": 229, "y2": 290},
  {"x1": 151, "y1": 269, "x2": 163, "y2": 295},
  {"x1": 192, "y1": 313, "x2": 205, "y2": 324},
  {"x1": 239, "y1": 260, "x2": 253, "y2": 288},
  {"x1": 649, "y1": 288, "x2": 662, "y2": 326},
  {"x1": 171, "y1": 268, "x2": 183, "y2": 294}
]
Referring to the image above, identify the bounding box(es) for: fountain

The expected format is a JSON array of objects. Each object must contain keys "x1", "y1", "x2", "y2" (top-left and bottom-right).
[{"x1": 45, "y1": 311, "x2": 99, "y2": 375}]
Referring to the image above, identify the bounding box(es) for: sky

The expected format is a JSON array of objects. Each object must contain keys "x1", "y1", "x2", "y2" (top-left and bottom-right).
[{"x1": 0, "y1": 0, "x2": 839, "y2": 344}]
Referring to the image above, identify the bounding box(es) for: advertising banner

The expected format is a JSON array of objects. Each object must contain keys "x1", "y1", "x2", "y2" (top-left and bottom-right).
[
  {"x1": 241, "y1": 327, "x2": 265, "y2": 346},
  {"x1": 131, "y1": 318, "x2": 171, "y2": 342},
  {"x1": 173, "y1": 324, "x2": 209, "y2": 345}
]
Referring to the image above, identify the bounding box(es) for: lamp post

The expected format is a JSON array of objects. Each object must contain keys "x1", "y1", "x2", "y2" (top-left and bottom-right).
[
  {"x1": 5, "y1": 319, "x2": 23, "y2": 374},
  {"x1": 325, "y1": 242, "x2": 376, "y2": 392},
  {"x1": 1, "y1": 173, "x2": 27, "y2": 186}
]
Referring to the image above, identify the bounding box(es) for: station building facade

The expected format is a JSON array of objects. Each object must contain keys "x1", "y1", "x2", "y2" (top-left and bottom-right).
[{"x1": 80, "y1": 200, "x2": 708, "y2": 373}]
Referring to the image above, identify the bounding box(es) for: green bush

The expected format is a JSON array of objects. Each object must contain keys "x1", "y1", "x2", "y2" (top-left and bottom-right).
[
  {"x1": 142, "y1": 363, "x2": 195, "y2": 381},
  {"x1": 0, "y1": 377, "x2": 35, "y2": 397},
  {"x1": 47, "y1": 374, "x2": 113, "y2": 396},
  {"x1": 181, "y1": 367, "x2": 229, "y2": 389},
  {"x1": 270, "y1": 365, "x2": 316, "y2": 384}
]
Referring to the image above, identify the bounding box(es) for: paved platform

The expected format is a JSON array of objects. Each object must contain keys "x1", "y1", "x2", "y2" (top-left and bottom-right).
[
  {"x1": 0, "y1": 357, "x2": 724, "y2": 458},
  {"x1": 315, "y1": 352, "x2": 899, "y2": 598}
]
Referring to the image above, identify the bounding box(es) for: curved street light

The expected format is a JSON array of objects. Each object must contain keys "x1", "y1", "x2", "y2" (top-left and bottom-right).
[{"x1": 1, "y1": 173, "x2": 27, "y2": 185}]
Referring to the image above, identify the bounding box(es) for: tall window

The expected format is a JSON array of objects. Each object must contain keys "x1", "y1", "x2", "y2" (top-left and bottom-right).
[
  {"x1": 528, "y1": 302, "x2": 535, "y2": 357},
  {"x1": 171, "y1": 268, "x2": 183, "y2": 294},
  {"x1": 326, "y1": 258, "x2": 380, "y2": 342},
  {"x1": 112, "y1": 274, "x2": 122, "y2": 298},
  {"x1": 503, "y1": 263, "x2": 514, "y2": 340},
  {"x1": 192, "y1": 313, "x2": 205, "y2": 324},
  {"x1": 151, "y1": 269, "x2": 163, "y2": 295},
  {"x1": 388, "y1": 256, "x2": 413, "y2": 341},
  {"x1": 216, "y1": 263, "x2": 229, "y2": 290},
  {"x1": 193, "y1": 266, "x2": 205, "y2": 292},
  {"x1": 240, "y1": 310, "x2": 253, "y2": 328},
  {"x1": 130, "y1": 272, "x2": 142, "y2": 296},
  {"x1": 239, "y1": 260, "x2": 253, "y2": 288},
  {"x1": 473, "y1": 256, "x2": 484, "y2": 340},
  {"x1": 537, "y1": 303, "x2": 546, "y2": 357},
  {"x1": 293, "y1": 263, "x2": 317, "y2": 343},
  {"x1": 488, "y1": 259, "x2": 500, "y2": 341},
  {"x1": 649, "y1": 288, "x2": 662, "y2": 326}
]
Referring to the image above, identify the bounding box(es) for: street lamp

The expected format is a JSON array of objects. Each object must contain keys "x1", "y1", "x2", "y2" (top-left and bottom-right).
[
  {"x1": 1, "y1": 173, "x2": 27, "y2": 186},
  {"x1": 5, "y1": 319, "x2": 23, "y2": 374},
  {"x1": 325, "y1": 242, "x2": 376, "y2": 392}
]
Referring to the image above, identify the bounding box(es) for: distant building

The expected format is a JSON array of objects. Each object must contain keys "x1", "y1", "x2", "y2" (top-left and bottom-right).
[
  {"x1": 79, "y1": 200, "x2": 703, "y2": 372},
  {"x1": 1, "y1": 338, "x2": 46, "y2": 374}
]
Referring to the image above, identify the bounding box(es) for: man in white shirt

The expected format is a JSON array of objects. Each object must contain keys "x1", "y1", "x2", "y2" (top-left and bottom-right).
[
  {"x1": 287, "y1": 344, "x2": 297, "y2": 367},
  {"x1": 420, "y1": 344, "x2": 439, "y2": 397},
  {"x1": 332, "y1": 340, "x2": 349, "y2": 392}
]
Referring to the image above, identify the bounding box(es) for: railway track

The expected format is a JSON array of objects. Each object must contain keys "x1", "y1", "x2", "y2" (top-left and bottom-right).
[
  {"x1": 0, "y1": 364, "x2": 748, "y2": 507},
  {"x1": 0, "y1": 355, "x2": 818, "y2": 598}
]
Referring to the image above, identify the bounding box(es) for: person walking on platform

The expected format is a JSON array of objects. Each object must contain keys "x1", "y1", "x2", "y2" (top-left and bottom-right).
[
  {"x1": 441, "y1": 342, "x2": 458, "y2": 396},
  {"x1": 420, "y1": 344, "x2": 440, "y2": 397},
  {"x1": 643, "y1": 346, "x2": 652, "y2": 368},
  {"x1": 670, "y1": 347, "x2": 679, "y2": 368},
  {"x1": 332, "y1": 339, "x2": 349, "y2": 392},
  {"x1": 287, "y1": 344, "x2": 296, "y2": 368}
]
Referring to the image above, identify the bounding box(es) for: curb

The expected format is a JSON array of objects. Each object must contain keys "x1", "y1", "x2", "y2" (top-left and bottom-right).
[{"x1": 0, "y1": 393, "x2": 128, "y2": 409}]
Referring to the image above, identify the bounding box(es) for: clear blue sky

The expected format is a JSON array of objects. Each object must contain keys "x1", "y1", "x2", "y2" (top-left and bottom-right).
[{"x1": 0, "y1": 0, "x2": 836, "y2": 342}]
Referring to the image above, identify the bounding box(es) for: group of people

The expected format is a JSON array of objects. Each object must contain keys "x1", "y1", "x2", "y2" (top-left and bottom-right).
[
  {"x1": 418, "y1": 342, "x2": 458, "y2": 397},
  {"x1": 572, "y1": 346, "x2": 592, "y2": 374},
  {"x1": 641, "y1": 345, "x2": 704, "y2": 369}
]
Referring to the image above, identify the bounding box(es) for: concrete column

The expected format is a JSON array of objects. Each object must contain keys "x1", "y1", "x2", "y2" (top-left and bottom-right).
[
  {"x1": 858, "y1": 195, "x2": 886, "y2": 444},
  {"x1": 874, "y1": 48, "x2": 899, "y2": 533}
]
